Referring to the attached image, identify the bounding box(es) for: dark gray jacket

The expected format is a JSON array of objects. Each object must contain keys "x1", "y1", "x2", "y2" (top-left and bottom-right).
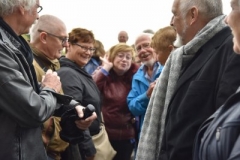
[
  {"x1": 0, "y1": 25, "x2": 62, "y2": 159},
  {"x1": 193, "y1": 91, "x2": 240, "y2": 160},
  {"x1": 58, "y1": 57, "x2": 102, "y2": 158}
]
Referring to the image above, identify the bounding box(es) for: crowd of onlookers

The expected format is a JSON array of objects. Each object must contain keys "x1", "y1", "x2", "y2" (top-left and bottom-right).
[{"x1": 0, "y1": 0, "x2": 240, "y2": 160}]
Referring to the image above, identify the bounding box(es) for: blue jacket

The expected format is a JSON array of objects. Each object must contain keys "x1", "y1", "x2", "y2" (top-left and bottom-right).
[
  {"x1": 84, "y1": 58, "x2": 101, "y2": 75},
  {"x1": 127, "y1": 62, "x2": 163, "y2": 138}
]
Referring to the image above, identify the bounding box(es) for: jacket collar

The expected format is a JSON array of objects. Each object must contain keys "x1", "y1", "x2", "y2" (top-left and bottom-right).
[
  {"x1": 174, "y1": 27, "x2": 232, "y2": 93},
  {"x1": 31, "y1": 45, "x2": 60, "y2": 71},
  {"x1": 59, "y1": 56, "x2": 92, "y2": 78}
]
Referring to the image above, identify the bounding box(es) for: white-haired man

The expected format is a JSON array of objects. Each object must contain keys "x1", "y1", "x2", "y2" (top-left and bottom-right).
[
  {"x1": 0, "y1": 1, "x2": 96, "y2": 159},
  {"x1": 137, "y1": 0, "x2": 240, "y2": 159}
]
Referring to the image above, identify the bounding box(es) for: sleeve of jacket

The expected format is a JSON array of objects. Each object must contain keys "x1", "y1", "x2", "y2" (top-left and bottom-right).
[
  {"x1": 78, "y1": 129, "x2": 96, "y2": 157},
  {"x1": 127, "y1": 76, "x2": 150, "y2": 116},
  {"x1": 92, "y1": 67, "x2": 108, "y2": 92},
  {"x1": 57, "y1": 68, "x2": 83, "y2": 104},
  {"x1": 0, "y1": 49, "x2": 58, "y2": 128},
  {"x1": 215, "y1": 36, "x2": 240, "y2": 108}
]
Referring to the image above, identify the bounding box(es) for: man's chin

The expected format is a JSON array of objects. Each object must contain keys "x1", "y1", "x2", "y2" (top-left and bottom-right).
[
  {"x1": 174, "y1": 34, "x2": 184, "y2": 48},
  {"x1": 142, "y1": 59, "x2": 155, "y2": 67}
]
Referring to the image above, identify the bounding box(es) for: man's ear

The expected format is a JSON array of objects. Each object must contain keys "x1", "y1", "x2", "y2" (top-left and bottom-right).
[
  {"x1": 39, "y1": 32, "x2": 47, "y2": 44},
  {"x1": 19, "y1": 5, "x2": 25, "y2": 15},
  {"x1": 189, "y1": 6, "x2": 199, "y2": 25}
]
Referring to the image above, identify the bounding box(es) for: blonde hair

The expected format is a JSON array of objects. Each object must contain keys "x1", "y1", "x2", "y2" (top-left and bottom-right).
[
  {"x1": 94, "y1": 40, "x2": 105, "y2": 57},
  {"x1": 151, "y1": 26, "x2": 176, "y2": 52},
  {"x1": 108, "y1": 43, "x2": 135, "y2": 62}
]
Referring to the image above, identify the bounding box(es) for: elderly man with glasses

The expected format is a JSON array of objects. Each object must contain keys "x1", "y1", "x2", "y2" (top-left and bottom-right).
[
  {"x1": 30, "y1": 14, "x2": 72, "y2": 160},
  {"x1": 127, "y1": 33, "x2": 163, "y2": 158},
  {"x1": 30, "y1": 15, "x2": 69, "y2": 81},
  {"x1": 0, "y1": 0, "x2": 97, "y2": 159}
]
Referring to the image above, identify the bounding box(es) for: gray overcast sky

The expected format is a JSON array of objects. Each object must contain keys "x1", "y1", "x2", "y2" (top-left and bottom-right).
[{"x1": 39, "y1": 0, "x2": 231, "y2": 50}]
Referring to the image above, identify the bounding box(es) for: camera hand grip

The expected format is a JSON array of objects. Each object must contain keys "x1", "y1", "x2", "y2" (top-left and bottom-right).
[{"x1": 81, "y1": 104, "x2": 95, "y2": 119}]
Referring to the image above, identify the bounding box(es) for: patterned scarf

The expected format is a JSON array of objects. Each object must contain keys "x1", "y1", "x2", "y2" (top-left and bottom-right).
[{"x1": 136, "y1": 15, "x2": 227, "y2": 160}]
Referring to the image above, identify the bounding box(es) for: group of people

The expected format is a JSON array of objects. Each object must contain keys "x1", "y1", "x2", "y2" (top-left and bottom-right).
[{"x1": 1, "y1": 0, "x2": 240, "y2": 160}]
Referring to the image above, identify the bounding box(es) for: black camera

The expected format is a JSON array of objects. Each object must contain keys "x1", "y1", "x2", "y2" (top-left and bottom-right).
[{"x1": 59, "y1": 104, "x2": 95, "y2": 144}]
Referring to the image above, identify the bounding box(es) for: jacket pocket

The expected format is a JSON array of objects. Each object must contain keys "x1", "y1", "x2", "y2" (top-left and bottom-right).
[{"x1": 179, "y1": 80, "x2": 214, "y2": 115}]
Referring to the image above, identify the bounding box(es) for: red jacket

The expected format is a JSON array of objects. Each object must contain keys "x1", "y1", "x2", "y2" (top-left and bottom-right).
[{"x1": 93, "y1": 63, "x2": 139, "y2": 140}]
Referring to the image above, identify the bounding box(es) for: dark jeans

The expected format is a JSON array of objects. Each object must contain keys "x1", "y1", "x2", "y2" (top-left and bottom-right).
[{"x1": 110, "y1": 139, "x2": 135, "y2": 160}]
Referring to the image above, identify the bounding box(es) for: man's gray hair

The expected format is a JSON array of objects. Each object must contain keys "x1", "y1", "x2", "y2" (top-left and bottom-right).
[
  {"x1": 180, "y1": 0, "x2": 223, "y2": 20},
  {"x1": 134, "y1": 33, "x2": 153, "y2": 46},
  {"x1": 30, "y1": 14, "x2": 66, "y2": 42},
  {"x1": 0, "y1": 0, "x2": 37, "y2": 16}
]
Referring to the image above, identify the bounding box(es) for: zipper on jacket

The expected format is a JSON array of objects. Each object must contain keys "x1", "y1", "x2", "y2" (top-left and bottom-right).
[{"x1": 216, "y1": 127, "x2": 221, "y2": 141}]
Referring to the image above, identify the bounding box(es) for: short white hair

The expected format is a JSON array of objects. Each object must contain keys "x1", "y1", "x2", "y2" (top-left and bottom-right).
[
  {"x1": 0, "y1": 0, "x2": 37, "y2": 16},
  {"x1": 134, "y1": 32, "x2": 153, "y2": 45}
]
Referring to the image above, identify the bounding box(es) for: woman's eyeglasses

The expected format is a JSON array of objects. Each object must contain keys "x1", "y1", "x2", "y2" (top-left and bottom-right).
[{"x1": 73, "y1": 43, "x2": 96, "y2": 54}]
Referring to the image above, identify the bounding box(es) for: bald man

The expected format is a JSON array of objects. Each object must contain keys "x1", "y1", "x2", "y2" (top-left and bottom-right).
[
  {"x1": 30, "y1": 14, "x2": 70, "y2": 160},
  {"x1": 118, "y1": 30, "x2": 129, "y2": 43}
]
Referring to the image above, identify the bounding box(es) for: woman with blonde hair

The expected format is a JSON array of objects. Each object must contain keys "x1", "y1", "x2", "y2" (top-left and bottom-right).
[{"x1": 93, "y1": 43, "x2": 139, "y2": 160}]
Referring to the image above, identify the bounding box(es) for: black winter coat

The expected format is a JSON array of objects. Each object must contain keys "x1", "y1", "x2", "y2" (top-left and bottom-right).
[
  {"x1": 57, "y1": 57, "x2": 102, "y2": 158},
  {"x1": 160, "y1": 27, "x2": 240, "y2": 160},
  {"x1": 57, "y1": 57, "x2": 102, "y2": 135}
]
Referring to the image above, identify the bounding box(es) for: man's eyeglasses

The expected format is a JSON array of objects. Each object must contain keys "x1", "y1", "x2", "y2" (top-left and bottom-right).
[
  {"x1": 38, "y1": 29, "x2": 68, "y2": 45},
  {"x1": 73, "y1": 43, "x2": 96, "y2": 54},
  {"x1": 36, "y1": 4, "x2": 43, "y2": 13},
  {"x1": 136, "y1": 43, "x2": 151, "y2": 53}
]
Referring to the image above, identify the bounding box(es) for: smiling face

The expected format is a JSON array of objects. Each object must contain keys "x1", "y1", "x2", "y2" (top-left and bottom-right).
[
  {"x1": 68, "y1": 42, "x2": 94, "y2": 67},
  {"x1": 135, "y1": 34, "x2": 156, "y2": 67},
  {"x1": 225, "y1": 0, "x2": 240, "y2": 54},
  {"x1": 66, "y1": 28, "x2": 95, "y2": 67}
]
